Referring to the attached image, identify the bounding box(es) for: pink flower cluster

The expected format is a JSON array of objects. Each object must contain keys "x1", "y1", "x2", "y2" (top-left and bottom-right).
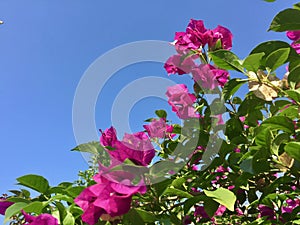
[
  {"x1": 258, "y1": 198, "x2": 300, "y2": 222},
  {"x1": 164, "y1": 19, "x2": 230, "y2": 90},
  {"x1": 143, "y1": 118, "x2": 174, "y2": 139},
  {"x1": 75, "y1": 127, "x2": 156, "y2": 225},
  {"x1": 100, "y1": 127, "x2": 155, "y2": 166},
  {"x1": 166, "y1": 84, "x2": 199, "y2": 119},
  {"x1": 75, "y1": 167, "x2": 147, "y2": 225},
  {"x1": 173, "y1": 19, "x2": 232, "y2": 54},
  {"x1": 287, "y1": 30, "x2": 300, "y2": 54},
  {"x1": 192, "y1": 64, "x2": 229, "y2": 89}
]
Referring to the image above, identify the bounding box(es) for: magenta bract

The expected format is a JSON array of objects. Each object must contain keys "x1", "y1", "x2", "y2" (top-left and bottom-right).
[
  {"x1": 166, "y1": 84, "x2": 198, "y2": 119},
  {"x1": 0, "y1": 198, "x2": 13, "y2": 215},
  {"x1": 22, "y1": 210, "x2": 59, "y2": 225}
]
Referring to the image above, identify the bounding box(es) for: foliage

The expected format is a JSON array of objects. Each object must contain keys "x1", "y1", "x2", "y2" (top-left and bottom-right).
[{"x1": 1, "y1": 2, "x2": 300, "y2": 225}]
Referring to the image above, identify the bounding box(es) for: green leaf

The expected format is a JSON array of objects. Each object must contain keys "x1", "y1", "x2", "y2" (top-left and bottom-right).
[
  {"x1": 4, "y1": 202, "x2": 28, "y2": 223},
  {"x1": 204, "y1": 188, "x2": 236, "y2": 211},
  {"x1": 22, "y1": 201, "x2": 47, "y2": 214},
  {"x1": 278, "y1": 105, "x2": 299, "y2": 119},
  {"x1": 288, "y1": 66, "x2": 300, "y2": 87},
  {"x1": 286, "y1": 90, "x2": 300, "y2": 102},
  {"x1": 65, "y1": 186, "x2": 85, "y2": 198},
  {"x1": 269, "y1": 9, "x2": 300, "y2": 32},
  {"x1": 63, "y1": 211, "x2": 75, "y2": 225},
  {"x1": 250, "y1": 41, "x2": 295, "y2": 67},
  {"x1": 225, "y1": 118, "x2": 244, "y2": 140},
  {"x1": 183, "y1": 195, "x2": 210, "y2": 214},
  {"x1": 264, "y1": 0, "x2": 276, "y2": 2},
  {"x1": 243, "y1": 52, "x2": 265, "y2": 72},
  {"x1": 261, "y1": 116, "x2": 295, "y2": 133},
  {"x1": 71, "y1": 141, "x2": 105, "y2": 155},
  {"x1": 265, "y1": 48, "x2": 290, "y2": 71},
  {"x1": 6, "y1": 197, "x2": 31, "y2": 204},
  {"x1": 255, "y1": 127, "x2": 272, "y2": 149},
  {"x1": 240, "y1": 157, "x2": 255, "y2": 174},
  {"x1": 51, "y1": 194, "x2": 74, "y2": 203},
  {"x1": 294, "y1": 3, "x2": 300, "y2": 10},
  {"x1": 284, "y1": 142, "x2": 300, "y2": 162},
  {"x1": 123, "y1": 209, "x2": 156, "y2": 225},
  {"x1": 16, "y1": 174, "x2": 49, "y2": 194},
  {"x1": 209, "y1": 50, "x2": 243, "y2": 72},
  {"x1": 222, "y1": 79, "x2": 247, "y2": 100},
  {"x1": 163, "y1": 187, "x2": 193, "y2": 198},
  {"x1": 152, "y1": 179, "x2": 173, "y2": 197},
  {"x1": 271, "y1": 133, "x2": 290, "y2": 156},
  {"x1": 204, "y1": 198, "x2": 219, "y2": 218},
  {"x1": 155, "y1": 109, "x2": 167, "y2": 118}
]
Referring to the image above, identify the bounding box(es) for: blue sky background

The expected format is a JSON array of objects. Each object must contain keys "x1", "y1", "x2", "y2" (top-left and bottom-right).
[{"x1": 0, "y1": 0, "x2": 297, "y2": 223}]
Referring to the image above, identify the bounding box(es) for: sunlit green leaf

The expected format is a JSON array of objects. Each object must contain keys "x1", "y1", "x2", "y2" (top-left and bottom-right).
[
  {"x1": 204, "y1": 188, "x2": 236, "y2": 211},
  {"x1": 209, "y1": 50, "x2": 243, "y2": 72},
  {"x1": 269, "y1": 9, "x2": 300, "y2": 31},
  {"x1": 17, "y1": 174, "x2": 49, "y2": 194},
  {"x1": 284, "y1": 142, "x2": 300, "y2": 162}
]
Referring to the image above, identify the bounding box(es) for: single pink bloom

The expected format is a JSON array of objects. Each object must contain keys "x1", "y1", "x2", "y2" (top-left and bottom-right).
[
  {"x1": 234, "y1": 148, "x2": 241, "y2": 153},
  {"x1": 258, "y1": 204, "x2": 276, "y2": 221},
  {"x1": 22, "y1": 210, "x2": 59, "y2": 225},
  {"x1": 291, "y1": 42, "x2": 300, "y2": 54},
  {"x1": 166, "y1": 84, "x2": 198, "y2": 119},
  {"x1": 143, "y1": 118, "x2": 174, "y2": 139},
  {"x1": 100, "y1": 127, "x2": 155, "y2": 166},
  {"x1": 75, "y1": 170, "x2": 146, "y2": 225},
  {"x1": 215, "y1": 205, "x2": 226, "y2": 216},
  {"x1": 282, "y1": 198, "x2": 300, "y2": 214},
  {"x1": 164, "y1": 54, "x2": 196, "y2": 75},
  {"x1": 236, "y1": 207, "x2": 244, "y2": 216},
  {"x1": 173, "y1": 31, "x2": 201, "y2": 54},
  {"x1": 286, "y1": 31, "x2": 300, "y2": 54},
  {"x1": 0, "y1": 198, "x2": 13, "y2": 215},
  {"x1": 287, "y1": 31, "x2": 300, "y2": 41},
  {"x1": 206, "y1": 25, "x2": 233, "y2": 50},
  {"x1": 192, "y1": 64, "x2": 229, "y2": 89},
  {"x1": 194, "y1": 206, "x2": 210, "y2": 219},
  {"x1": 186, "y1": 19, "x2": 208, "y2": 46},
  {"x1": 212, "y1": 114, "x2": 224, "y2": 125}
]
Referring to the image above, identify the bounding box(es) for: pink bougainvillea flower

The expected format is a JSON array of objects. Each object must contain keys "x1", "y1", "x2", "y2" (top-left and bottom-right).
[
  {"x1": 291, "y1": 42, "x2": 300, "y2": 54},
  {"x1": 166, "y1": 84, "x2": 198, "y2": 119},
  {"x1": 143, "y1": 118, "x2": 174, "y2": 139},
  {"x1": 0, "y1": 198, "x2": 13, "y2": 215},
  {"x1": 258, "y1": 204, "x2": 276, "y2": 221},
  {"x1": 186, "y1": 19, "x2": 208, "y2": 46},
  {"x1": 194, "y1": 205, "x2": 226, "y2": 222},
  {"x1": 192, "y1": 64, "x2": 229, "y2": 89},
  {"x1": 281, "y1": 198, "x2": 300, "y2": 214},
  {"x1": 164, "y1": 54, "x2": 196, "y2": 75},
  {"x1": 287, "y1": 30, "x2": 300, "y2": 41},
  {"x1": 100, "y1": 127, "x2": 155, "y2": 166},
  {"x1": 206, "y1": 25, "x2": 233, "y2": 50},
  {"x1": 194, "y1": 206, "x2": 210, "y2": 219},
  {"x1": 173, "y1": 31, "x2": 202, "y2": 54},
  {"x1": 286, "y1": 30, "x2": 300, "y2": 54},
  {"x1": 235, "y1": 207, "x2": 244, "y2": 216},
  {"x1": 75, "y1": 170, "x2": 146, "y2": 225},
  {"x1": 212, "y1": 114, "x2": 224, "y2": 125},
  {"x1": 214, "y1": 205, "x2": 226, "y2": 216},
  {"x1": 22, "y1": 210, "x2": 59, "y2": 225}
]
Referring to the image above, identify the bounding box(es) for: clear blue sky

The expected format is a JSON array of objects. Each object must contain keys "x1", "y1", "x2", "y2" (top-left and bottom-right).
[{"x1": 0, "y1": 0, "x2": 297, "y2": 222}]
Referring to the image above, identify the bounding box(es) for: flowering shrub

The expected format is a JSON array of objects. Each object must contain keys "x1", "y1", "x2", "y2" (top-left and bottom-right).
[{"x1": 1, "y1": 2, "x2": 300, "y2": 225}]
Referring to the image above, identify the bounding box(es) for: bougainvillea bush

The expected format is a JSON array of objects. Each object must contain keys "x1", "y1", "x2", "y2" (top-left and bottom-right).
[{"x1": 1, "y1": 2, "x2": 300, "y2": 225}]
